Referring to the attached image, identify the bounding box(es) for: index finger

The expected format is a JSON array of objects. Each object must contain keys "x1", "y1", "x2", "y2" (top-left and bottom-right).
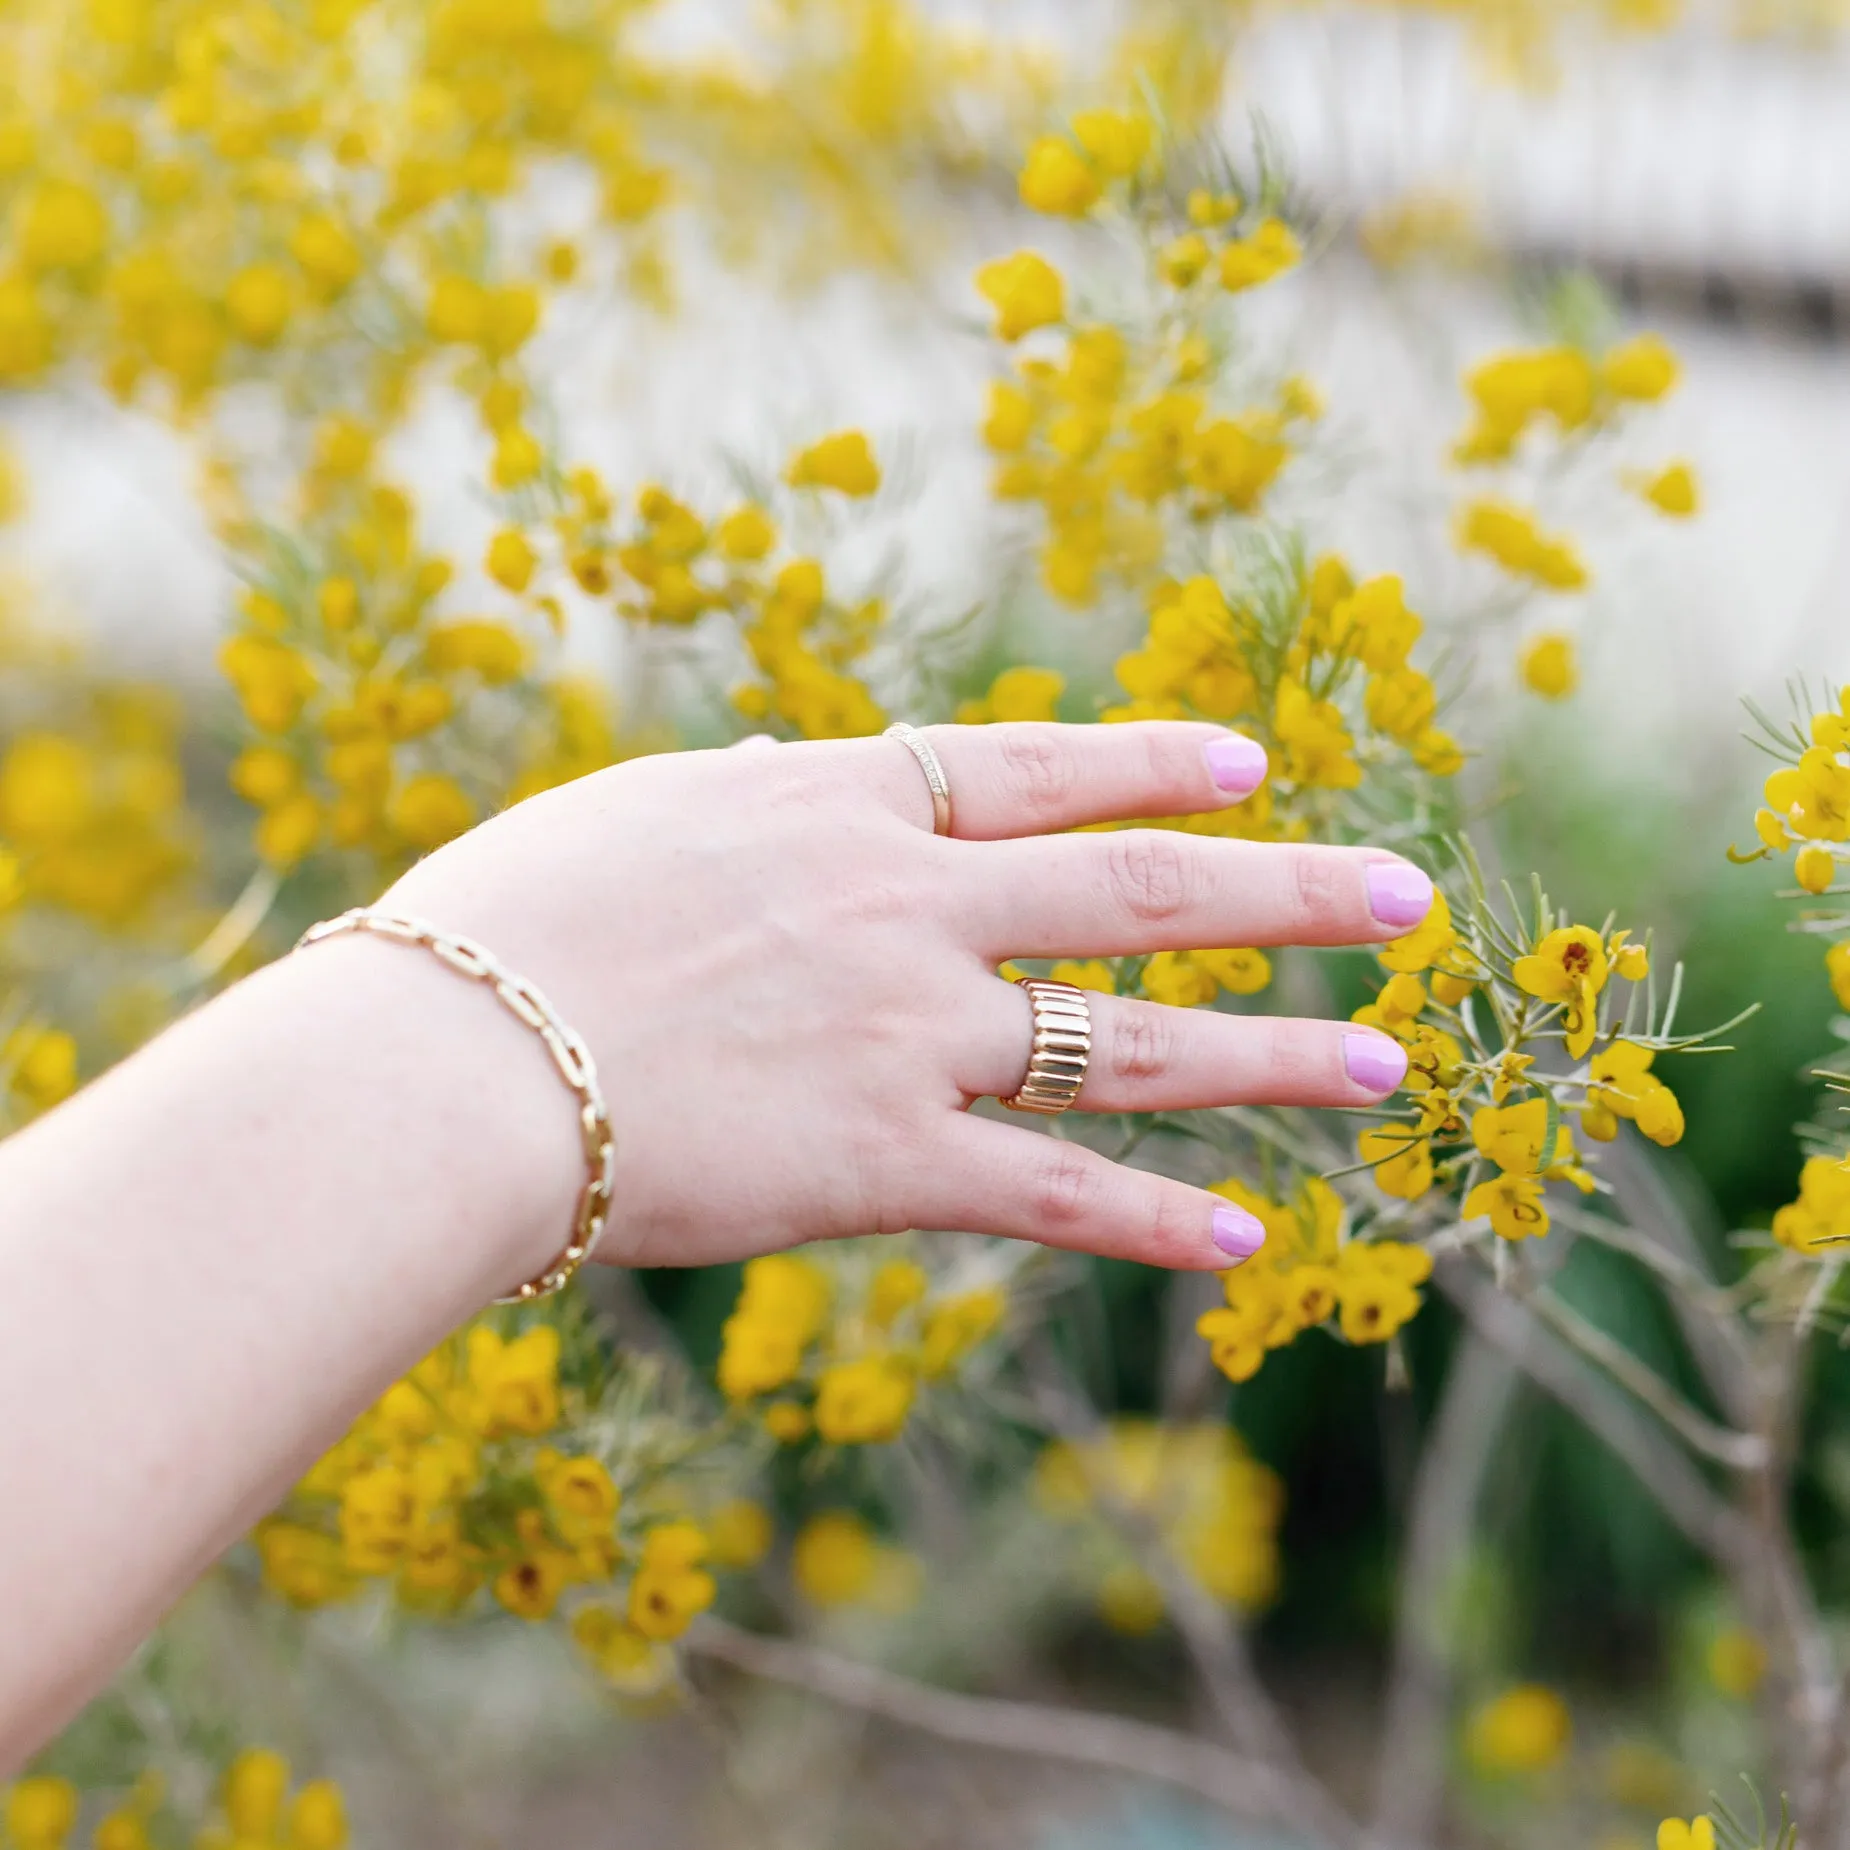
[{"x1": 881, "y1": 721, "x2": 1270, "y2": 840}]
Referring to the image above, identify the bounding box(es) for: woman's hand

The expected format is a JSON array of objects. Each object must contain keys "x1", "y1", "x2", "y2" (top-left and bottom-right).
[{"x1": 385, "y1": 720, "x2": 1430, "y2": 1280}]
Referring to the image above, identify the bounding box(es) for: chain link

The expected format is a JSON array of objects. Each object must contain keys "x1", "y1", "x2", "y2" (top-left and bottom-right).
[{"x1": 295, "y1": 907, "x2": 617, "y2": 1302}]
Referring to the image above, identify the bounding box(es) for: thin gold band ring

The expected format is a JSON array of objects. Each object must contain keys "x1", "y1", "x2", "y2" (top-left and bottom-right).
[
  {"x1": 1005, "y1": 978, "x2": 1092, "y2": 1116},
  {"x1": 883, "y1": 722, "x2": 953, "y2": 837}
]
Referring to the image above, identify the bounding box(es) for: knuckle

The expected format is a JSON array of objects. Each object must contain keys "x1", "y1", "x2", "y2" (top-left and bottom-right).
[
  {"x1": 1141, "y1": 1185, "x2": 1202, "y2": 1268},
  {"x1": 1108, "y1": 831, "x2": 1196, "y2": 925},
  {"x1": 1110, "y1": 1003, "x2": 1176, "y2": 1084},
  {"x1": 1031, "y1": 1143, "x2": 1104, "y2": 1230},
  {"x1": 1290, "y1": 847, "x2": 1349, "y2": 925},
  {"x1": 1258, "y1": 1016, "x2": 1325, "y2": 1096},
  {"x1": 997, "y1": 727, "x2": 1078, "y2": 817}
]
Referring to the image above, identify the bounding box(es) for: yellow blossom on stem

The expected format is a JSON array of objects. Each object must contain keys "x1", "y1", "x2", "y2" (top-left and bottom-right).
[
  {"x1": 786, "y1": 430, "x2": 881, "y2": 497},
  {"x1": 975, "y1": 252, "x2": 1065, "y2": 341},
  {"x1": 1466, "y1": 1684, "x2": 1571, "y2": 1774},
  {"x1": 1018, "y1": 134, "x2": 1101, "y2": 216},
  {"x1": 1520, "y1": 633, "x2": 1578, "y2": 699},
  {"x1": 1219, "y1": 218, "x2": 1301, "y2": 292},
  {"x1": 1512, "y1": 925, "x2": 1609, "y2": 1058}
]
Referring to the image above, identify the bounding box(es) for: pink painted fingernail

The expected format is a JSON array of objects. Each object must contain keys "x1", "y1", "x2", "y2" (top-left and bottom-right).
[
  {"x1": 1366, "y1": 861, "x2": 1434, "y2": 930},
  {"x1": 1344, "y1": 1031, "x2": 1409, "y2": 1095},
  {"x1": 1211, "y1": 1203, "x2": 1266, "y2": 1262},
  {"x1": 1203, "y1": 734, "x2": 1268, "y2": 799}
]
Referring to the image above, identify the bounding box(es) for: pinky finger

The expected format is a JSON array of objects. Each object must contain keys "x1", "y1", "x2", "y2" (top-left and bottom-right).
[{"x1": 913, "y1": 1115, "x2": 1269, "y2": 1272}]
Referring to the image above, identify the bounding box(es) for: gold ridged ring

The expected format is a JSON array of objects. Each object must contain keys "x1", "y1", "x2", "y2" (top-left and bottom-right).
[
  {"x1": 1005, "y1": 978, "x2": 1092, "y2": 1116},
  {"x1": 883, "y1": 722, "x2": 953, "y2": 836}
]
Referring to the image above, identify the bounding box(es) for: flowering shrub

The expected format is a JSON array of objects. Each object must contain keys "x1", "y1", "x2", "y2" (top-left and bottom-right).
[{"x1": 3, "y1": 0, "x2": 1847, "y2": 1844}]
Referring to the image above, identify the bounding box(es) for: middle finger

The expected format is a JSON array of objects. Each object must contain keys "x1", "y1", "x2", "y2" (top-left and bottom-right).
[{"x1": 955, "y1": 832, "x2": 1433, "y2": 960}]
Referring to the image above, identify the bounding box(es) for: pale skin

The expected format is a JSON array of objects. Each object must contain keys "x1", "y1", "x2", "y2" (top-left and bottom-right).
[{"x1": 0, "y1": 719, "x2": 1431, "y2": 1767}]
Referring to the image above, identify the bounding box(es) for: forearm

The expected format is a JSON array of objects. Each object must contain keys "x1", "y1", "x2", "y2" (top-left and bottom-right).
[{"x1": 0, "y1": 933, "x2": 575, "y2": 1763}]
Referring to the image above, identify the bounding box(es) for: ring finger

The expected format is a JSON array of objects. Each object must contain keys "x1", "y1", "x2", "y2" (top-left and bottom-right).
[{"x1": 956, "y1": 980, "x2": 1410, "y2": 1113}]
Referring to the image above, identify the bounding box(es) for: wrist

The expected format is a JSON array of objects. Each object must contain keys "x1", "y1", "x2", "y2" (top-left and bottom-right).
[{"x1": 270, "y1": 925, "x2": 586, "y2": 1304}]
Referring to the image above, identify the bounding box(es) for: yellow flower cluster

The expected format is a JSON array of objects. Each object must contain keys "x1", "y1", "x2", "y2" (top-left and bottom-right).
[
  {"x1": 1353, "y1": 895, "x2": 1677, "y2": 1245},
  {"x1": 0, "y1": 696, "x2": 192, "y2": 929},
  {"x1": 1196, "y1": 1176, "x2": 1433, "y2": 1381},
  {"x1": 256, "y1": 1315, "x2": 729, "y2": 1679},
  {"x1": 1454, "y1": 337, "x2": 1681, "y2": 466},
  {"x1": 485, "y1": 450, "x2": 890, "y2": 742},
  {"x1": 1107, "y1": 562, "x2": 1462, "y2": 828},
  {"x1": 716, "y1": 1250, "x2": 1008, "y2": 1446},
  {"x1": 1771, "y1": 1155, "x2": 1850, "y2": 1257},
  {"x1": 1033, "y1": 1421, "x2": 1283, "y2": 1630},
  {"x1": 1750, "y1": 683, "x2": 1850, "y2": 895},
  {"x1": 981, "y1": 316, "x2": 1313, "y2": 607},
  {"x1": 2, "y1": 1752, "x2": 347, "y2": 1850}
]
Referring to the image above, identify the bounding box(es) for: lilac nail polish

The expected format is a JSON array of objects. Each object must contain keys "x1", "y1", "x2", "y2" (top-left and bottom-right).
[
  {"x1": 1211, "y1": 1202, "x2": 1266, "y2": 1262},
  {"x1": 1203, "y1": 734, "x2": 1268, "y2": 800},
  {"x1": 1344, "y1": 1031, "x2": 1409, "y2": 1095},
  {"x1": 1366, "y1": 861, "x2": 1435, "y2": 930}
]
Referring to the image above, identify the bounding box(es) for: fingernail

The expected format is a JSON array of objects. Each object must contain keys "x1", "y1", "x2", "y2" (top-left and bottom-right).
[
  {"x1": 1366, "y1": 860, "x2": 1434, "y2": 930},
  {"x1": 1211, "y1": 1203, "x2": 1266, "y2": 1262},
  {"x1": 1344, "y1": 1031, "x2": 1409, "y2": 1095},
  {"x1": 1203, "y1": 734, "x2": 1268, "y2": 799}
]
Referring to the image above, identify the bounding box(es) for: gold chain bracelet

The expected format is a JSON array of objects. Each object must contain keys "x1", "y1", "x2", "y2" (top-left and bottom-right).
[{"x1": 294, "y1": 907, "x2": 616, "y2": 1302}]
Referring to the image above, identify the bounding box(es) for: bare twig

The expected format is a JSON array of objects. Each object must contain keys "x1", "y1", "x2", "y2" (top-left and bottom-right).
[
  {"x1": 1522, "y1": 1285, "x2": 1768, "y2": 1470},
  {"x1": 687, "y1": 1619, "x2": 1310, "y2": 1827},
  {"x1": 1370, "y1": 1333, "x2": 1520, "y2": 1850},
  {"x1": 1020, "y1": 1342, "x2": 1358, "y2": 1849},
  {"x1": 1434, "y1": 1260, "x2": 1756, "y2": 1574}
]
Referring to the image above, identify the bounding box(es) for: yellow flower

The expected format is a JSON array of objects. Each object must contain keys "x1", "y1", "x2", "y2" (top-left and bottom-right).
[
  {"x1": 957, "y1": 665, "x2": 1065, "y2": 725},
  {"x1": 814, "y1": 1355, "x2": 915, "y2": 1444},
  {"x1": 1159, "y1": 232, "x2": 1211, "y2": 288},
  {"x1": 786, "y1": 429, "x2": 881, "y2": 497},
  {"x1": 537, "y1": 1452, "x2": 620, "y2": 1542},
  {"x1": 707, "y1": 1499, "x2": 774, "y2": 1570},
  {"x1": 982, "y1": 381, "x2": 1036, "y2": 453},
  {"x1": 919, "y1": 1286, "x2": 1006, "y2": 1377},
  {"x1": 389, "y1": 773, "x2": 475, "y2": 849},
  {"x1": 486, "y1": 528, "x2": 537, "y2": 592},
  {"x1": 227, "y1": 263, "x2": 293, "y2": 344},
  {"x1": 1466, "y1": 1684, "x2": 1571, "y2": 1774},
  {"x1": 1358, "y1": 1126, "x2": 1434, "y2": 1200},
  {"x1": 1602, "y1": 334, "x2": 1680, "y2": 401},
  {"x1": 975, "y1": 251, "x2": 1065, "y2": 342},
  {"x1": 1586, "y1": 1042, "x2": 1684, "y2": 1147},
  {"x1": 715, "y1": 505, "x2": 776, "y2": 561},
  {"x1": 629, "y1": 1522, "x2": 717, "y2": 1639},
  {"x1": 1049, "y1": 958, "x2": 1115, "y2": 995},
  {"x1": 1335, "y1": 1260, "x2": 1423, "y2": 1345},
  {"x1": 867, "y1": 1258, "x2": 929, "y2": 1326},
  {"x1": 763, "y1": 1400, "x2": 812, "y2": 1442},
  {"x1": 1520, "y1": 633, "x2": 1578, "y2": 699},
  {"x1": 1463, "y1": 1170, "x2": 1549, "y2": 1242},
  {"x1": 495, "y1": 1549, "x2": 570, "y2": 1621},
  {"x1": 571, "y1": 1606, "x2": 671, "y2": 1694},
  {"x1": 3, "y1": 1777, "x2": 78, "y2": 1845},
  {"x1": 465, "y1": 1324, "x2": 561, "y2": 1436},
  {"x1": 1657, "y1": 1820, "x2": 1716, "y2": 1850},
  {"x1": 793, "y1": 1510, "x2": 879, "y2": 1605},
  {"x1": 1828, "y1": 941, "x2": 1850, "y2": 1012},
  {"x1": 1018, "y1": 134, "x2": 1101, "y2": 216},
  {"x1": 288, "y1": 1781, "x2": 349, "y2": 1850},
  {"x1": 1512, "y1": 925, "x2": 1609, "y2": 1058},
  {"x1": 1379, "y1": 891, "x2": 1455, "y2": 975},
  {"x1": 1219, "y1": 218, "x2": 1301, "y2": 292},
  {"x1": 1771, "y1": 1154, "x2": 1850, "y2": 1256},
  {"x1": 6, "y1": 1025, "x2": 78, "y2": 1109},
  {"x1": 1637, "y1": 461, "x2": 1699, "y2": 517},
  {"x1": 1458, "y1": 500, "x2": 1589, "y2": 592},
  {"x1": 1797, "y1": 844, "x2": 1837, "y2": 893},
  {"x1": 1141, "y1": 950, "x2": 1216, "y2": 1008},
  {"x1": 1070, "y1": 108, "x2": 1151, "y2": 178},
  {"x1": 1194, "y1": 947, "x2": 1272, "y2": 995},
  {"x1": 17, "y1": 179, "x2": 108, "y2": 270},
  {"x1": 224, "y1": 1749, "x2": 291, "y2": 1838}
]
